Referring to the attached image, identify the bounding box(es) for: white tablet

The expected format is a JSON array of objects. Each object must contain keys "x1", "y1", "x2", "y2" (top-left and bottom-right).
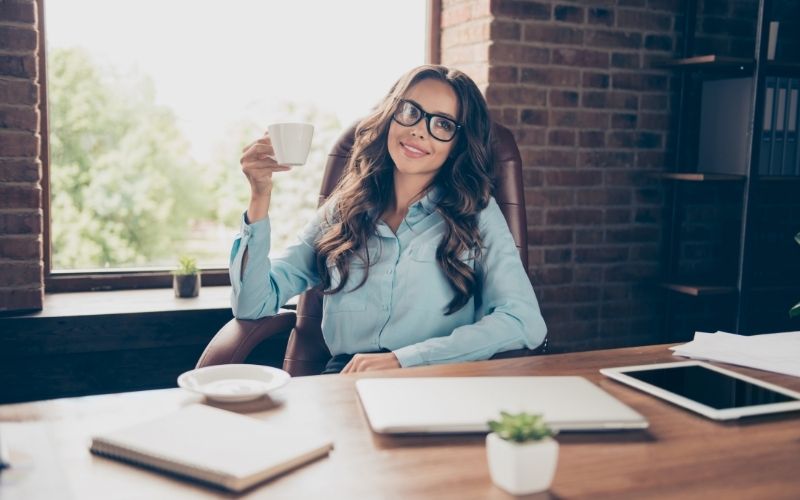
[{"x1": 600, "y1": 361, "x2": 800, "y2": 421}]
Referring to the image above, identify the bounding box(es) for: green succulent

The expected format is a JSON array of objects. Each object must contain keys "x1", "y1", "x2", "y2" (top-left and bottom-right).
[
  {"x1": 488, "y1": 411, "x2": 554, "y2": 443},
  {"x1": 173, "y1": 255, "x2": 199, "y2": 275},
  {"x1": 792, "y1": 232, "x2": 800, "y2": 318}
]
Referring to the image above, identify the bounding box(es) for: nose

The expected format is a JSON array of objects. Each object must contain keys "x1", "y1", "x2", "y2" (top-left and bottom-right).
[{"x1": 410, "y1": 117, "x2": 427, "y2": 139}]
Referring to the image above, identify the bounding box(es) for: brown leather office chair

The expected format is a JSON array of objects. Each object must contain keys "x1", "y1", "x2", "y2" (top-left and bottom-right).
[{"x1": 197, "y1": 121, "x2": 545, "y2": 376}]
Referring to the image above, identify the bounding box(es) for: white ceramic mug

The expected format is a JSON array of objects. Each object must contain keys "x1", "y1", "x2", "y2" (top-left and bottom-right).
[{"x1": 267, "y1": 122, "x2": 314, "y2": 166}]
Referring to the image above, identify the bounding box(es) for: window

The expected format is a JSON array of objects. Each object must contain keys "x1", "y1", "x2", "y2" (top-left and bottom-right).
[{"x1": 42, "y1": 0, "x2": 431, "y2": 288}]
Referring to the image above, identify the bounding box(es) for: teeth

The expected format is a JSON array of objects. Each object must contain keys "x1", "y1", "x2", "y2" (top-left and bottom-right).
[{"x1": 403, "y1": 143, "x2": 425, "y2": 154}]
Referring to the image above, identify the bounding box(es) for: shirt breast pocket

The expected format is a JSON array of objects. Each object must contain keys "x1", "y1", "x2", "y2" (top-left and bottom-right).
[
  {"x1": 407, "y1": 242, "x2": 466, "y2": 312},
  {"x1": 325, "y1": 262, "x2": 368, "y2": 313}
]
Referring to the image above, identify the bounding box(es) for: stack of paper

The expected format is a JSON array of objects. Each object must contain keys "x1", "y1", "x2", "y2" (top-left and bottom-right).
[{"x1": 671, "y1": 330, "x2": 800, "y2": 378}]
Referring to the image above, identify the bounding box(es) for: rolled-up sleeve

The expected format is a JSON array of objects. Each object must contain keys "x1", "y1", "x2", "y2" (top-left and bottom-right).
[
  {"x1": 392, "y1": 198, "x2": 547, "y2": 367},
  {"x1": 229, "y1": 211, "x2": 323, "y2": 319}
]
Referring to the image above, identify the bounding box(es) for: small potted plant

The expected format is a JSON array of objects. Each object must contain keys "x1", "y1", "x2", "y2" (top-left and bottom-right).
[
  {"x1": 173, "y1": 255, "x2": 200, "y2": 298},
  {"x1": 486, "y1": 411, "x2": 559, "y2": 496}
]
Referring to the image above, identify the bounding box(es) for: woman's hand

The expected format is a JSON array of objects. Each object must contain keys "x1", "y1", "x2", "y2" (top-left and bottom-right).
[
  {"x1": 240, "y1": 132, "x2": 292, "y2": 221},
  {"x1": 341, "y1": 352, "x2": 401, "y2": 374}
]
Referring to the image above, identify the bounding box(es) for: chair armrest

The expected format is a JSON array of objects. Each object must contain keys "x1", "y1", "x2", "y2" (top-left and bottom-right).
[{"x1": 196, "y1": 311, "x2": 297, "y2": 369}]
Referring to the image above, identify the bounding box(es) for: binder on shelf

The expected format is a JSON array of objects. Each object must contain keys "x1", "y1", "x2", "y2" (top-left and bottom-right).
[
  {"x1": 759, "y1": 77, "x2": 776, "y2": 176},
  {"x1": 785, "y1": 78, "x2": 798, "y2": 176},
  {"x1": 771, "y1": 78, "x2": 787, "y2": 176}
]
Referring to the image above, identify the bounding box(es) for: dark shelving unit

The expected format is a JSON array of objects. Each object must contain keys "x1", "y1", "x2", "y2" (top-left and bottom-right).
[{"x1": 658, "y1": 0, "x2": 800, "y2": 340}]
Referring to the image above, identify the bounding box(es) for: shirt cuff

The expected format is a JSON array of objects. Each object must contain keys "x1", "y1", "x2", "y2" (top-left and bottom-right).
[
  {"x1": 392, "y1": 344, "x2": 426, "y2": 368},
  {"x1": 241, "y1": 211, "x2": 271, "y2": 247}
]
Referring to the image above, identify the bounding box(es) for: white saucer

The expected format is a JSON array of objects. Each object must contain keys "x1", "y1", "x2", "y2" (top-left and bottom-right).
[{"x1": 177, "y1": 364, "x2": 291, "y2": 402}]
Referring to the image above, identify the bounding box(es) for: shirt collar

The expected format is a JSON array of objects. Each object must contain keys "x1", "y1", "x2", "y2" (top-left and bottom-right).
[{"x1": 410, "y1": 185, "x2": 442, "y2": 216}]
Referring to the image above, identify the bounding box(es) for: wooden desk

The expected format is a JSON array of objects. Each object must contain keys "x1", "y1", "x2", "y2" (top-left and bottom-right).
[{"x1": 1, "y1": 345, "x2": 799, "y2": 499}]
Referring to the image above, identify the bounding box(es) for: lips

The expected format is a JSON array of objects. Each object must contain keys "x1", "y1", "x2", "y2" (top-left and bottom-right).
[{"x1": 400, "y1": 141, "x2": 429, "y2": 158}]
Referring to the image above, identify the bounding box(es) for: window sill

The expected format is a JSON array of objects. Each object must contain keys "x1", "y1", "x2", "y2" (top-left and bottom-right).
[{"x1": 9, "y1": 286, "x2": 234, "y2": 318}]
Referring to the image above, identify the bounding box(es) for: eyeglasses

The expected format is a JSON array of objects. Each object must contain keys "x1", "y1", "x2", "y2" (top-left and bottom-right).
[{"x1": 392, "y1": 99, "x2": 461, "y2": 142}]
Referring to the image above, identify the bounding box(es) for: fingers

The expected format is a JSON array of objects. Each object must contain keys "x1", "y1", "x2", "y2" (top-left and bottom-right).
[{"x1": 241, "y1": 132, "x2": 272, "y2": 154}]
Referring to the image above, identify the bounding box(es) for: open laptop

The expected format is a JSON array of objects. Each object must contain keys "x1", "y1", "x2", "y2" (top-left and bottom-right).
[{"x1": 355, "y1": 376, "x2": 648, "y2": 434}]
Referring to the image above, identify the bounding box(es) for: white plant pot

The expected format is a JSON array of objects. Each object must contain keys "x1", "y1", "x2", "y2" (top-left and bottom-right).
[{"x1": 486, "y1": 432, "x2": 559, "y2": 496}]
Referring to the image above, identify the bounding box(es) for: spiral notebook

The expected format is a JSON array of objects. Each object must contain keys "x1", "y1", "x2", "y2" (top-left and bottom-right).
[{"x1": 90, "y1": 404, "x2": 333, "y2": 492}]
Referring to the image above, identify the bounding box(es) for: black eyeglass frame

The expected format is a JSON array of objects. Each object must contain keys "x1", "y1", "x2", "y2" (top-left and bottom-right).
[{"x1": 392, "y1": 99, "x2": 462, "y2": 142}]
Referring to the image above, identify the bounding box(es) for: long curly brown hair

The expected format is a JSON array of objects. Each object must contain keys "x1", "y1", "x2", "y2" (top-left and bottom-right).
[{"x1": 315, "y1": 65, "x2": 494, "y2": 315}]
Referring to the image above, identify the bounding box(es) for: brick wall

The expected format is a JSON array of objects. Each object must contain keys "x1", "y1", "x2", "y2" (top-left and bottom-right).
[
  {"x1": 441, "y1": 0, "x2": 682, "y2": 352},
  {"x1": 0, "y1": 0, "x2": 43, "y2": 313}
]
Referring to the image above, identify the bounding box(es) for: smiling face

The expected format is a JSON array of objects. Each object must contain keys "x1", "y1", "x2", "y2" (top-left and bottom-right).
[{"x1": 387, "y1": 78, "x2": 460, "y2": 184}]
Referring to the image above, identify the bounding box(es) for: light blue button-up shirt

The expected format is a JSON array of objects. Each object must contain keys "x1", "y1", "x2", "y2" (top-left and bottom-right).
[{"x1": 229, "y1": 189, "x2": 546, "y2": 368}]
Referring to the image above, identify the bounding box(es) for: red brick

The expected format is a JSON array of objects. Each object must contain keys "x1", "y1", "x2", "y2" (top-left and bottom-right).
[
  {"x1": 0, "y1": 158, "x2": 39, "y2": 181},
  {"x1": 582, "y1": 72, "x2": 609, "y2": 88},
  {"x1": 494, "y1": 1, "x2": 551, "y2": 20},
  {"x1": 604, "y1": 263, "x2": 659, "y2": 282},
  {"x1": 604, "y1": 208, "x2": 631, "y2": 224},
  {"x1": 0, "y1": 261, "x2": 41, "y2": 286},
  {"x1": 522, "y1": 168, "x2": 543, "y2": 186},
  {"x1": 635, "y1": 207, "x2": 661, "y2": 223},
  {"x1": 489, "y1": 65, "x2": 518, "y2": 83},
  {"x1": 528, "y1": 247, "x2": 544, "y2": 265},
  {"x1": 0, "y1": 235, "x2": 40, "y2": 260},
  {"x1": 579, "y1": 151, "x2": 635, "y2": 168},
  {"x1": 547, "y1": 129, "x2": 575, "y2": 146},
  {"x1": 525, "y1": 188, "x2": 574, "y2": 207},
  {"x1": 520, "y1": 108, "x2": 548, "y2": 125},
  {"x1": 575, "y1": 247, "x2": 629, "y2": 263},
  {"x1": 587, "y1": 7, "x2": 614, "y2": 26},
  {"x1": 611, "y1": 52, "x2": 640, "y2": 68},
  {"x1": 639, "y1": 112, "x2": 670, "y2": 130},
  {"x1": 645, "y1": 34, "x2": 673, "y2": 51},
  {"x1": 0, "y1": 55, "x2": 37, "y2": 79},
  {"x1": 0, "y1": 105, "x2": 38, "y2": 132},
  {"x1": 604, "y1": 169, "x2": 643, "y2": 186},
  {"x1": 576, "y1": 188, "x2": 632, "y2": 206},
  {"x1": 0, "y1": 131, "x2": 38, "y2": 156},
  {"x1": 0, "y1": 78, "x2": 37, "y2": 105},
  {"x1": 549, "y1": 110, "x2": 578, "y2": 127},
  {"x1": 540, "y1": 285, "x2": 600, "y2": 302},
  {"x1": 579, "y1": 131, "x2": 605, "y2": 148},
  {"x1": 0, "y1": 183, "x2": 39, "y2": 208},
  {"x1": 0, "y1": 26, "x2": 37, "y2": 52},
  {"x1": 489, "y1": 42, "x2": 549, "y2": 64},
  {"x1": 585, "y1": 29, "x2": 642, "y2": 49},
  {"x1": 490, "y1": 106, "x2": 519, "y2": 126},
  {"x1": 612, "y1": 73, "x2": 668, "y2": 91},
  {"x1": 516, "y1": 128, "x2": 547, "y2": 146},
  {"x1": 575, "y1": 266, "x2": 603, "y2": 283},
  {"x1": 485, "y1": 85, "x2": 547, "y2": 106},
  {"x1": 521, "y1": 67, "x2": 581, "y2": 86},
  {"x1": 544, "y1": 248, "x2": 572, "y2": 264},
  {"x1": 612, "y1": 113, "x2": 637, "y2": 129},
  {"x1": 575, "y1": 228, "x2": 603, "y2": 244},
  {"x1": 524, "y1": 148, "x2": 576, "y2": 167},
  {"x1": 649, "y1": 0, "x2": 681, "y2": 11},
  {"x1": 523, "y1": 24, "x2": 583, "y2": 45},
  {"x1": 552, "y1": 48, "x2": 609, "y2": 68},
  {"x1": 0, "y1": 287, "x2": 43, "y2": 312},
  {"x1": 547, "y1": 208, "x2": 603, "y2": 225},
  {"x1": 576, "y1": 111, "x2": 609, "y2": 129},
  {"x1": 528, "y1": 228, "x2": 574, "y2": 245},
  {"x1": 545, "y1": 169, "x2": 602, "y2": 187},
  {"x1": 637, "y1": 151, "x2": 667, "y2": 168},
  {"x1": 554, "y1": 5, "x2": 584, "y2": 23},
  {"x1": 0, "y1": 211, "x2": 41, "y2": 233},
  {"x1": 535, "y1": 266, "x2": 574, "y2": 285},
  {"x1": 0, "y1": 1, "x2": 36, "y2": 23},
  {"x1": 641, "y1": 94, "x2": 668, "y2": 110},
  {"x1": 617, "y1": 9, "x2": 672, "y2": 31},
  {"x1": 549, "y1": 89, "x2": 579, "y2": 108},
  {"x1": 491, "y1": 20, "x2": 521, "y2": 41}
]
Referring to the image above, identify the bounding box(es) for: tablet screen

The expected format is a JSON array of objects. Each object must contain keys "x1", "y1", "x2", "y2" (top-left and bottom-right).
[{"x1": 626, "y1": 365, "x2": 798, "y2": 410}]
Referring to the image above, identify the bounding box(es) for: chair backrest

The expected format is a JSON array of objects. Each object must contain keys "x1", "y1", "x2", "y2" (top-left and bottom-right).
[{"x1": 282, "y1": 122, "x2": 528, "y2": 376}]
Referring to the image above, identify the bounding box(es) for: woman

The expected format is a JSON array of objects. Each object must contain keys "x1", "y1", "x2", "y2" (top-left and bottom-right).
[{"x1": 230, "y1": 65, "x2": 546, "y2": 374}]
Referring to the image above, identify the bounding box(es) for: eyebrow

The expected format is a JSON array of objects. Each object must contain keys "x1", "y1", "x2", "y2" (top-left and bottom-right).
[{"x1": 406, "y1": 99, "x2": 457, "y2": 121}]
